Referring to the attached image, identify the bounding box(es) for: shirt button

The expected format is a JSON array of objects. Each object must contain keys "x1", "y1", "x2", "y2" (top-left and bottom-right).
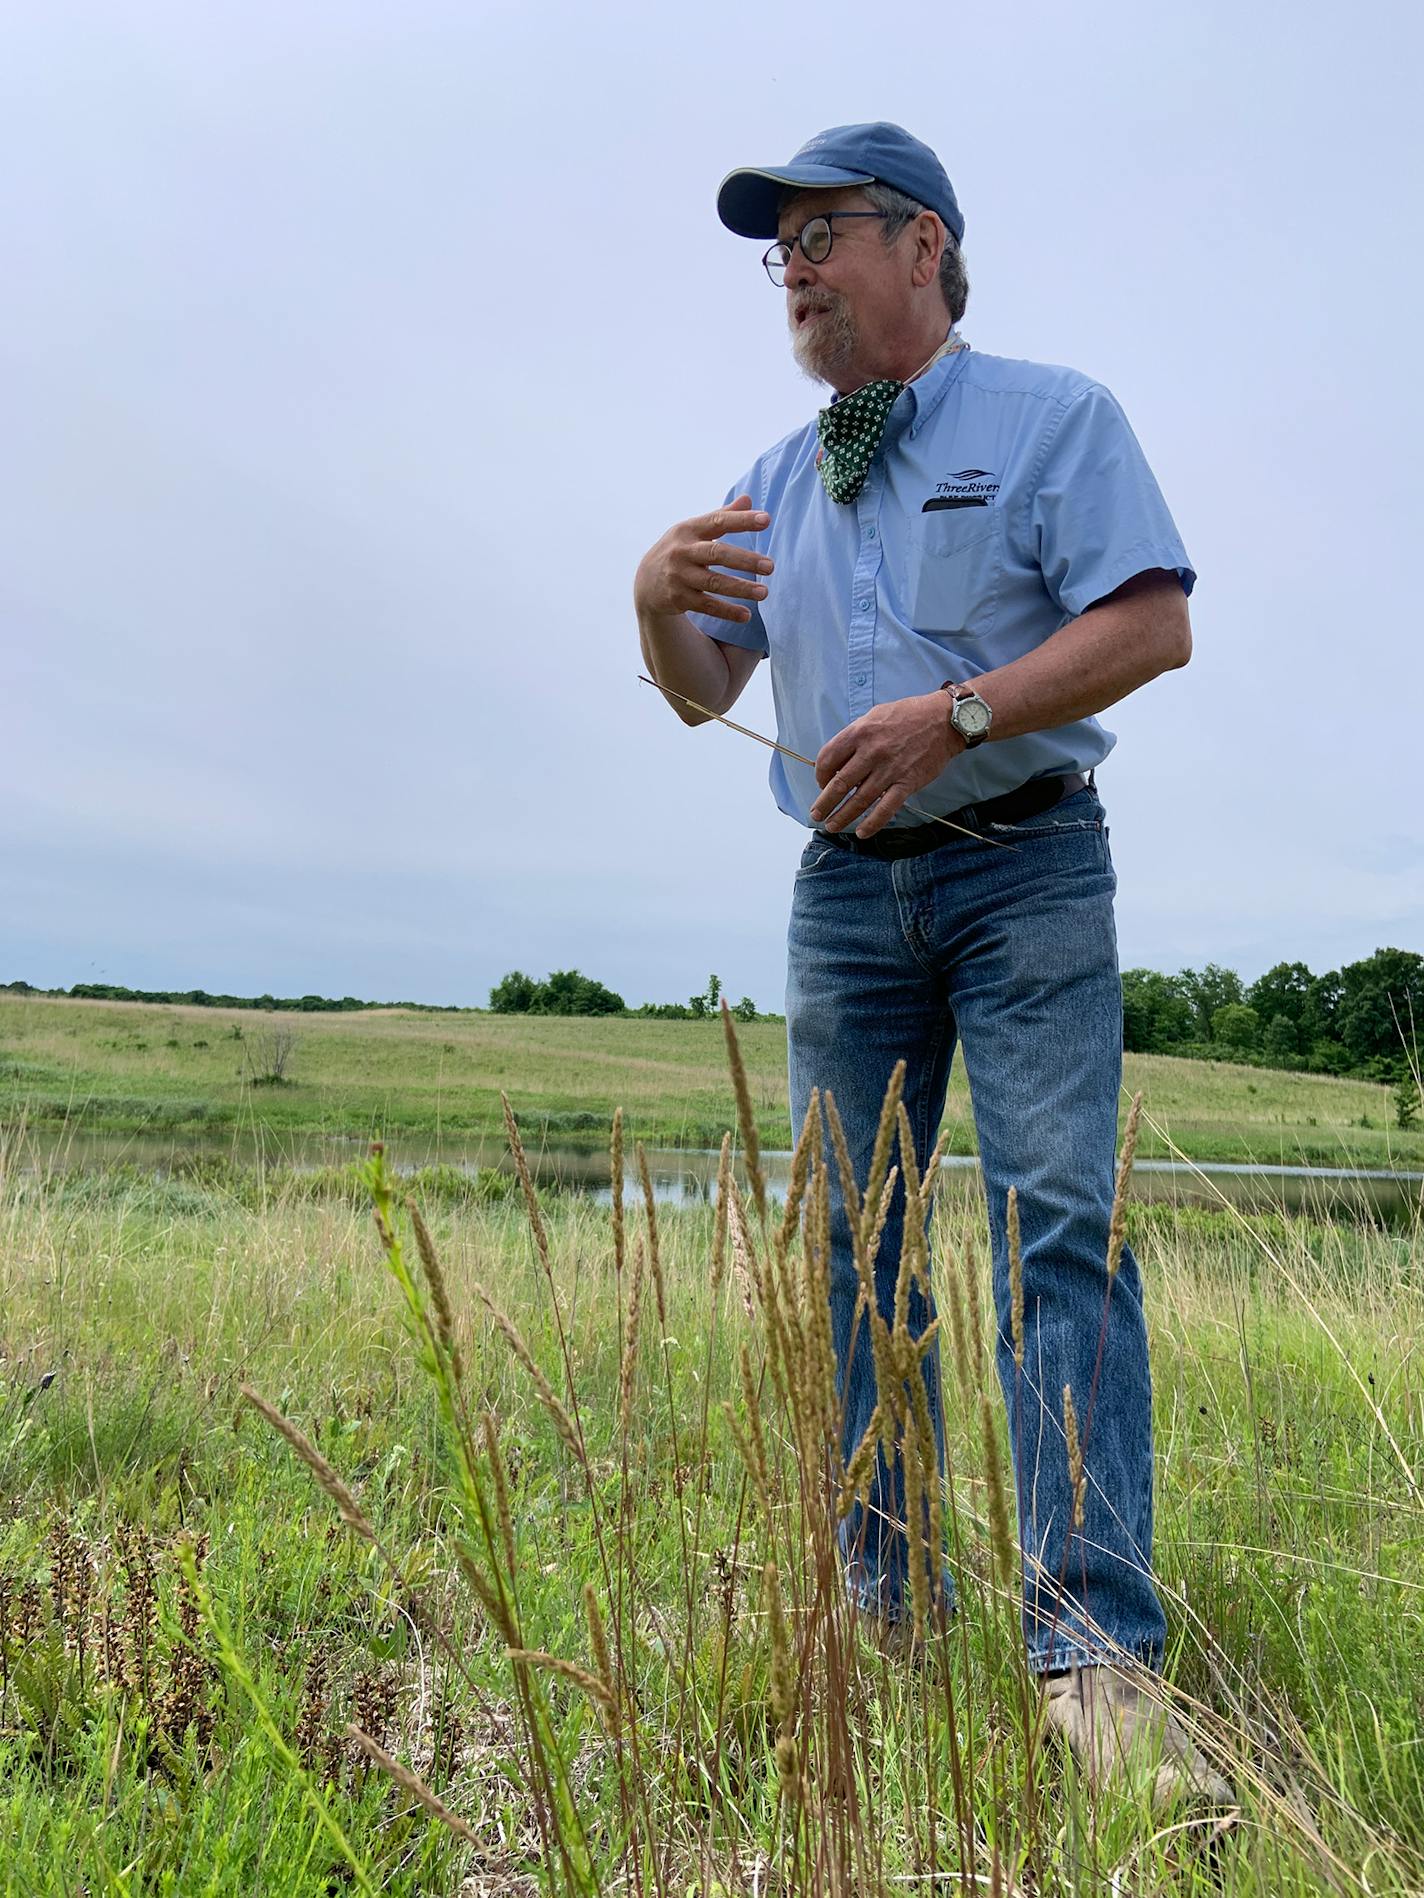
[
  {"x1": 859, "y1": 599, "x2": 870, "y2": 612},
  {"x1": 857, "y1": 673, "x2": 866, "y2": 685},
  {"x1": 864, "y1": 526, "x2": 876, "y2": 539}
]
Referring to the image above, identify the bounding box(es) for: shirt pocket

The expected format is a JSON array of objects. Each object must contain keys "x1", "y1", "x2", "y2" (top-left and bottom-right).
[{"x1": 905, "y1": 505, "x2": 1003, "y2": 639}]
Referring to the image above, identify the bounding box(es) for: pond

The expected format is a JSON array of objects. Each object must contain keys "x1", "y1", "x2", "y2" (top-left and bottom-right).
[{"x1": 18, "y1": 1128, "x2": 1423, "y2": 1227}]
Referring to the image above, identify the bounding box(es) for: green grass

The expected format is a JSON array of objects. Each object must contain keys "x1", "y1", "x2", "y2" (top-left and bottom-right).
[
  {"x1": 4, "y1": 992, "x2": 1421, "y2": 1168},
  {"x1": 2, "y1": 1103, "x2": 1423, "y2": 1894}
]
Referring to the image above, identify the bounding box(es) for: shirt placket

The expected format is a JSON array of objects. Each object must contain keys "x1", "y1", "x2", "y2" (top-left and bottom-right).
[{"x1": 847, "y1": 463, "x2": 885, "y2": 717}]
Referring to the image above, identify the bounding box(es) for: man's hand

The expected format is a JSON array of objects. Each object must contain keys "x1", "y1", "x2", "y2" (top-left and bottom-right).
[
  {"x1": 810, "y1": 693, "x2": 964, "y2": 839},
  {"x1": 634, "y1": 494, "x2": 774, "y2": 627}
]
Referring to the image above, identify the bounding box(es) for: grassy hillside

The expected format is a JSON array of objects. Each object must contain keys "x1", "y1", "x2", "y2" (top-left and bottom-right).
[{"x1": 2, "y1": 991, "x2": 1421, "y2": 1168}]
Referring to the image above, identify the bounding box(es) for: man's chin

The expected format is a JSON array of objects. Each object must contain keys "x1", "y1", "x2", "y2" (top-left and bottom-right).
[{"x1": 791, "y1": 329, "x2": 853, "y2": 387}]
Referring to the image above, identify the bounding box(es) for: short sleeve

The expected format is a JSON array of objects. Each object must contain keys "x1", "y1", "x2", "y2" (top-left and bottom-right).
[
  {"x1": 1024, "y1": 384, "x2": 1195, "y2": 618},
  {"x1": 686, "y1": 473, "x2": 770, "y2": 655}
]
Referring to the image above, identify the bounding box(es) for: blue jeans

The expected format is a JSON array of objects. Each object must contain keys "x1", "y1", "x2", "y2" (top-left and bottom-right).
[{"x1": 785, "y1": 787, "x2": 1166, "y2": 1674}]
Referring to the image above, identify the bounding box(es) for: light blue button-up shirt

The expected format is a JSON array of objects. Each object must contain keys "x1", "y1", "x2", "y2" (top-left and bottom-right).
[{"x1": 689, "y1": 344, "x2": 1194, "y2": 827}]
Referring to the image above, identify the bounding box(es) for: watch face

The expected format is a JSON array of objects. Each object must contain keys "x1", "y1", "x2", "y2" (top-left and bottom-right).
[{"x1": 956, "y1": 696, "x2": 991, "y2": 736}]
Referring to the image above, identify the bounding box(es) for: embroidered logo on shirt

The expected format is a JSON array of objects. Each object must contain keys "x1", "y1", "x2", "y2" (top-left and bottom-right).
[{"x1": 923, "y1": 467, "x2": 1000, "y2": 511}]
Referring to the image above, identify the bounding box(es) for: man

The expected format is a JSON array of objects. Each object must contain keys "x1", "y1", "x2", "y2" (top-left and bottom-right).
[{"x1": 634, "y1": 122, "x2": 1228, "y2": 1807}]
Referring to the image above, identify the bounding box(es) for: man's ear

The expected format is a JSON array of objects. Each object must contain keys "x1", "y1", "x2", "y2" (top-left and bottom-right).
[{"x1": 911, "y1": 212, "x2": 943, "y2": 290}]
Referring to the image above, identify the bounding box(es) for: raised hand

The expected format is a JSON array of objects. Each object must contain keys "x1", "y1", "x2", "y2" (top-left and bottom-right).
[{"x1": 634, "y1": 494, "x2": 774, "y2": 627}]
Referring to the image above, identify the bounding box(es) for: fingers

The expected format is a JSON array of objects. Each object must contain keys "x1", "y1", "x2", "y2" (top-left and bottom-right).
[
  {"x1": 820, "y1": 780, "x2": 884, "y2": 832},
  {"x1": 692, "y1": 504, "x2": 771, "y2": 539},
  {"x1": 852, "y1": 785, "x2": 910, "y2": 838},
  {"x1": 814, "y1": 730, "x2": 856, "y2": 790},
  {"x1": 698, "y1": 539, "x2": 774, "y2": 576},
  {"x1": 691, "y1": 593, "x2": 759, "y2": 625},
  {"x1": 700, "y1": 569, "x2": 768, "y2": 605}
]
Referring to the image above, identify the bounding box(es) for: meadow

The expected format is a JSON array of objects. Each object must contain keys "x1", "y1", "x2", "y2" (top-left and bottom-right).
[
  {"x1": 3, "y1": 993, "x2": 1421, "y2": 1170},
  {"x1": 2, "y1": 1013, "x2": 1422, "y2": 1895}
]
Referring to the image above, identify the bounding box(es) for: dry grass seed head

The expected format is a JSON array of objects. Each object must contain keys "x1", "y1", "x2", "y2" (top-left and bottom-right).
[
  {"x1": 721, "y1": 1001, "x2": 767, "y2": 1227},
  {"x1": 962, "y1": 1236, "x2": 989, "y2": 1387},
  {"x1": 895, "y1": 1101, "x2": 922, "y2": 1204},
  {"x1": 1107, "y1": 1092, "x2": 1143, "y2": 1281},
  {"x1": 737, "y1": 1342, "x2": 774, "y2": 1517},
  {"x1": 240, "y1": 1387, "x2": 379, "y2": 1546},
  {"x1": 860, "y1": 1062, "x2": 906, "y2": 1254},
  {"x1": 804, "y1": 1157, "x2": 839, "y2": 1438},
  {"x1": 505, "y1": 1646, "x2": 615, "y2": 1719},
  {"x1": 864, "y1": 1166, "x2": 900, "y2": 1283},
  {"x1": 710, "y1": 1130, "x2": 733, "y2": 1294},
  {"x1": 822, "y1": 1089, "x2": 864, "y2": 1234},
  {"x1": 500, "y1": 1091, "x2": 552, "y2": 1281},
  {"x1": 637, "y1": 1141, "x2": 668, "y2": 1332},
  {"x1": 838, "y1": 1406, "x2": 883, "y2": 1520},
  {"x1": 978, "y1": 1391, "x2": 1016, "y2": 1594},
  {"x1": 406, "y1": 1198, "x2": 462, "y2": 1381},
  {"x1": 1063, "y1": 1383, "x2": 1086, "y2": 1530},
  {"x1": 619, "y1": 1235, "x2": 645, "y2": 1438},
  {"x1": 943, "y1": 1249, "x2": 974, "y2": 1398},
  {"x1": 779, "y1": 1087, "x2": 821, "y2": 1256},
  {"x1": 346, "y1": 1723, "x2": 485, "y2": 1849},
  {"x1": 582, "y1": 1584, "x2": 618, "y2": 1736},
  {"x1": 726, "y1": 1184, "x2": 761, "y2": 1326},
  {"x1": 470, "y1": 1285, "x2": 585, "y2": 1463}
]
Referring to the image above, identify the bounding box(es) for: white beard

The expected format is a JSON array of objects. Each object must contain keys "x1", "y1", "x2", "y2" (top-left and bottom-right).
[{"x1": 788, "y1": 295, "x2": 858, "y2": 386}]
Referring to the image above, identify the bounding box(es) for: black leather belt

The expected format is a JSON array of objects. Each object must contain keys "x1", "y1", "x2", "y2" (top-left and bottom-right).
[{"x1": 815, "y1": 772, "x2": 1090, "y2": 861}]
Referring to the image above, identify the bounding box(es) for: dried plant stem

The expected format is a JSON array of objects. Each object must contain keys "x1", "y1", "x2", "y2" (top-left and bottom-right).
[
  {"x1": 610, "y1": 1105, "x2": 626, "y2": 1279},
  {"x1": 1007, "y1": 1186, "x2": 1024, "y2": 1372},
  {"x1": 482, "y1": 1410, "x2": 518, "y2": 1575}
]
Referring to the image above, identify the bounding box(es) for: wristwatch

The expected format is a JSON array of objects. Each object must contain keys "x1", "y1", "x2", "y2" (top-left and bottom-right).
[{"x1": 939, "y1": 679, "x2": 993, "y2": 748}]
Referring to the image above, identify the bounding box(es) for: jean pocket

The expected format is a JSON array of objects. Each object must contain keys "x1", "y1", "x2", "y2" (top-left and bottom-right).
[
  {"x1": 797, "y1": 840, "x2": 845, "y2": 877},
  {"x1": 905, "y1": 506, "x2": 1003, "y2": 638}
]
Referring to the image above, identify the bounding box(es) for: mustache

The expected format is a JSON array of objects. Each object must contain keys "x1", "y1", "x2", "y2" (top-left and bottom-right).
[{"x1": 791, "y1": 291, "x2": 841, "y2": 321}]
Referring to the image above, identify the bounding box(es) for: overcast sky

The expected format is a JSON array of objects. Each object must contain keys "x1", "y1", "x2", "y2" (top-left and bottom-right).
[{"x1": 4, "y1": 0, "x2": 1420, "y2": 1011}]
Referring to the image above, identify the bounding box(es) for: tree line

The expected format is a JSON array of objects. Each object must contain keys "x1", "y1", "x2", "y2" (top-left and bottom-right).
[
  {"x1": 1122, "y1": 947, "x2": 1421, "y2": 1081},
  {"x1": 488, "y1": 970, "x2": 767, "y2": 1022},
  {"x1": 0, "y1": 981, "x2": 459, "y2": 1014}
]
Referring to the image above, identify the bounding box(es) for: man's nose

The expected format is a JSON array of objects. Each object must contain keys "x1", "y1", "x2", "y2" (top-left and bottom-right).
[{"x1": 785, "y1": 250, "x2": 819, "y2": 291}]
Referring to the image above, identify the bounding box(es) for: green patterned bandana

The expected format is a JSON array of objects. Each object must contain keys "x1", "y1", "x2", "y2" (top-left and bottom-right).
[{"x1": 815, "y1": 378, "x2": 903, "y2": 504}]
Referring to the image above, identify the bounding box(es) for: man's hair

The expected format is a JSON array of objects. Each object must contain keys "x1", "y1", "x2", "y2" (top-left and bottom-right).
[{"x1": 860, "y1": 182, "x2": 969, "y2": 324}]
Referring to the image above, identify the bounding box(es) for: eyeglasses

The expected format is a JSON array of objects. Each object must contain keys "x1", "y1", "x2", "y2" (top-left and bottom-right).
[{"x1": 761, "y1": 211, "x2": 889, "y2": 286}]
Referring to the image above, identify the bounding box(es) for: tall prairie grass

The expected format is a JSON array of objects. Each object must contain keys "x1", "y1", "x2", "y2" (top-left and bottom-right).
[{"x1": 0, "y1": 1019, "x2": 1421, "y2": 1894}]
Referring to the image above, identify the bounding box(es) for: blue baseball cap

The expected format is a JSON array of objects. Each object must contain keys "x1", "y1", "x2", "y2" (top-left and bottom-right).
[{"x1": 717, "y1": 122, "x2": 964, "y2": 246}]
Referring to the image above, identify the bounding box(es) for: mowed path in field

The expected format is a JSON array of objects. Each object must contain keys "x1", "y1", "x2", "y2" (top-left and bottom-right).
[{"x1": 3, "y1": 993, "x2": 1420, "y2": 1169}]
